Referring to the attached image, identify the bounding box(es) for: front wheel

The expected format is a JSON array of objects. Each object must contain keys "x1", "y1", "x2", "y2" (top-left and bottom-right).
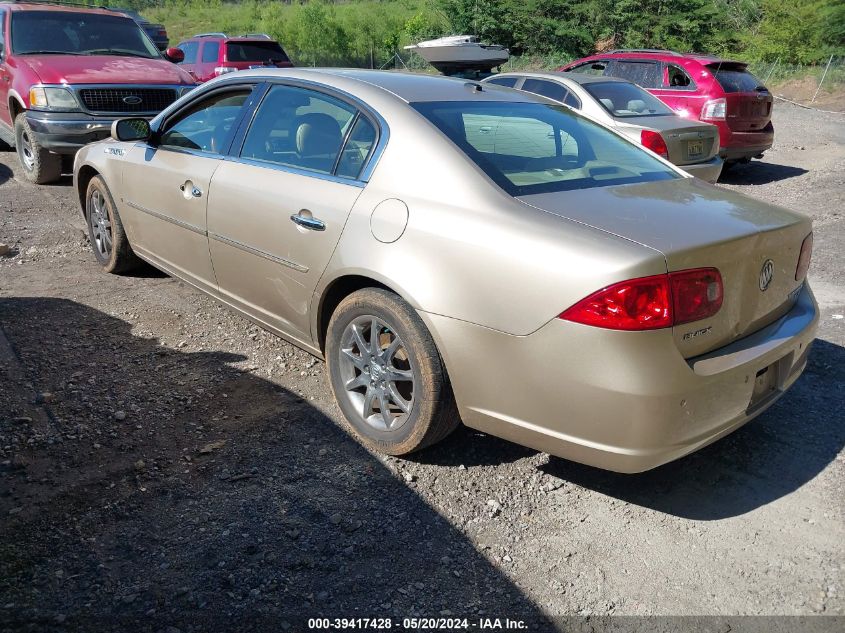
[
  {"x1": 14, "y1": 114, "x2": 62, "y2": 184},
  {"x1": 326, "y1": 288, "x2": 460, "y2": 455},
  {"x1": 85, "y1": 175, "x2": 141, "y2": 274}
]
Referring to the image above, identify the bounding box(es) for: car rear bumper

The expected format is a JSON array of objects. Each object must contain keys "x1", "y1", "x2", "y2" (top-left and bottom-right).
[
  {"x1": 718, "y1": 121, "x2": 774, "y2": 161},
  {"x1": 678, "y1": 156, "x2": 723, "y2": 183},
  {"x1": 422, "y1": 283, "x2": 818, "y2": 473},
  {"x1": 25, "y1": 112, "x2": 151, "y2": 154}
]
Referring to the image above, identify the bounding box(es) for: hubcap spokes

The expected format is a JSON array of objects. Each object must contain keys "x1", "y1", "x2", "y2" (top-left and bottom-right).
[
  {"x1": 88, "y1": 190, "x2": 112, "y2": 257},
  {"x1": 20, "y1": 131, "x2": 35, "y2": 170},
  {"x1": 339, "y1": 316, "x2": 414, "y2": 431}
]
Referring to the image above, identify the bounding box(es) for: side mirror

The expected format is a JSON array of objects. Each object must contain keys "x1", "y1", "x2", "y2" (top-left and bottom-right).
[
  {"x1": 111, "y1": 118, "x2": 151, "y2": 142},
  {"x1": 164, "y1": 47, "x2": 185, "y2": 63}
]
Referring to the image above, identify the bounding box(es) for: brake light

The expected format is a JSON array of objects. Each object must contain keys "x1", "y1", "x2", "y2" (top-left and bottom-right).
[
  {"x1": 640, "y1": 130, "x2": 669, "y2": 159},
  {"x1": 670, "y1": 268, "x2": 723, "y2": 325},
  {"x1": 701, "y1": 98, "x2": 726, "y2": 120},
  {"x1": 559, "y1": 268, "x2": 723, "y2": 331},
  {"x1": 214, "y1": 66, "x2": 238, "y2": 76},
  {"x1": 795, "y1": 233, "x2": 813, "y2": 281}
]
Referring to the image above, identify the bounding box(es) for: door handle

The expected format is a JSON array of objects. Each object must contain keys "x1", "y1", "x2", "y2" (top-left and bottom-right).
[
  {"x1": 290, "y1": 213, "x2": 325, "y2": 231},
  {"x1": 179, "y1": 182, "x2": 202, "y2": 198}
]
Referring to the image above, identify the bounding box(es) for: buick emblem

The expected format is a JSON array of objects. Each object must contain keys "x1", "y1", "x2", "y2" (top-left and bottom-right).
[
  {"x1": 759, "y1": 259, "x2": 774, "y2": 291},
  {"x1": 122, "y1": 95, "x2": 143, "y2": 105}
]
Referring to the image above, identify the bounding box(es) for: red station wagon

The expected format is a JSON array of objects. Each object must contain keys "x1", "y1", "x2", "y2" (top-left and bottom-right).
[
  {"x1": 560, "y1": 50, "x2": 774, "y2": 165},
  {"x1": 176, "y1": 33, "x2": 293, "y2": 83}
]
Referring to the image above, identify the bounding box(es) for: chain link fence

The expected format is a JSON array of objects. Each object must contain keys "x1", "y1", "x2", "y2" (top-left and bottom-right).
[{"x1": 750, "y1": 56, "x2": 844, "y2": 112}]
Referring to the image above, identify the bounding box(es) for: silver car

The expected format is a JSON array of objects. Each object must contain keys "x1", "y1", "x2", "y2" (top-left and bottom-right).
[
  {"x1": 72, "y1": 69, "x2": 816, "y2": 472},
  {"x1": 484, "y1": 71, "x2": 723, "y2": 182}
]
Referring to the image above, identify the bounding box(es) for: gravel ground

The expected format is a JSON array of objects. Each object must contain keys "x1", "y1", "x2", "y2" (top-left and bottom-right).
[{"x1": 0, "y1": 102, "x2": 843, "y2": 632}]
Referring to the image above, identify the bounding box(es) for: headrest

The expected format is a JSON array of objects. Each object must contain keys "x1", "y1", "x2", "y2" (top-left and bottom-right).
[
  {"x1": 627, "y1": 99, "x2": 646, "y2": 113},
  {"x1": 600, "y1": 98, "x2": 614, "y2": 110},
  {"x1": 295, "y1": 113, "x2": 342, "y2": 157}
]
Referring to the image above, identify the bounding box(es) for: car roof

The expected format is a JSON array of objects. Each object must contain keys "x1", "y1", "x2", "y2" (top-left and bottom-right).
[
  {"x1": 490, "y1": 71, "x2": 630, "y2": 86},
  {"x1": 579, "y1": 51, "x2": 744, "y2": 66},
  {"x1": 223, "y1": 68, "x2": 544, "y2": 104},
  {"x1": 2, "y1": 2, "x2": 125, "y2": 16}
]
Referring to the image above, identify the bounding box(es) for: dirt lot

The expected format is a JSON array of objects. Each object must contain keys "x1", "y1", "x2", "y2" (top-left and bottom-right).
[{"x1": 1, "y1": 102, "x2": 843, "y2": 632}]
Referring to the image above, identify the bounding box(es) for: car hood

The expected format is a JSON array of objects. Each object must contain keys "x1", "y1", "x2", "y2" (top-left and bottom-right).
[{"x1": 20, "y1": 55, "x2": 193, "y2": 85}]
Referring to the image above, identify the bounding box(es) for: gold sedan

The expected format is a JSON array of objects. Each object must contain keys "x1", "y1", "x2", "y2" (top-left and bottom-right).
[{"x1": 73, "y1": 69, "x2": 818, "y2": 472}]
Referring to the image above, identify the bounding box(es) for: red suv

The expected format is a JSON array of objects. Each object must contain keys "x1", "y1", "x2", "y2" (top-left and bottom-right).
[
  {"x1": 560, "y1": 50, "x2": 774, "y2": 165},
  {"x1": 0, "y1": 2, "x2": 194, "y2": 184},
  {"x1": 176, "y1": 33, "x2": 293, "y2": 83}
]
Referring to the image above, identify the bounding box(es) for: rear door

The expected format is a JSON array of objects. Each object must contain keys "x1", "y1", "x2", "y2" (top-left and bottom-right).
[
  {"x1": 707, "y1": 63, "x2": 772, "y2": 133},
  {"x1": 197, "y1": 40, "x2": 220, "y2": 83},
  {"x1": 176, "y1": 40, "x2": 199, "y2": 81},
  {"x1": 206, "y1": 82, "x2": 378, "y2": 340},
  {"x1": 119, "y1": 84, "x2": 256, "y2": 292}
]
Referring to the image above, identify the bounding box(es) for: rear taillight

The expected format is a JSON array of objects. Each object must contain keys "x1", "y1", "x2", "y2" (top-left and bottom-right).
[
  {"x1": 559, "y1": 268, "x2": 723, "y2": 331},
  {"x1": 796, "y1": 233, "x2": 813, "y2": 281},
  {"x1": 670, "y1": 268, "x2": 723, "y2": 325},
  {"x1": 701, "y1": 98, "x2": 726, "y2": 120},
  {"x1": 640, "y1": 130, "x2": 669, "y2": 159}
]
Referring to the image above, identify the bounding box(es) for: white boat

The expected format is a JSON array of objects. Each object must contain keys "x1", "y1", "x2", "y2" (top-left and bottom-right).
[{"x1": 404, "y1": 35, "x2": 509, "y2": 75}]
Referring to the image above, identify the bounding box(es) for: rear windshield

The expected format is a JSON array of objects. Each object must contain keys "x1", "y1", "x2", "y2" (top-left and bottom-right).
[
  {"x1": 10, "y1": 11, "x2": 159, "y2": 58},
  {"x1": 225, "y1": 41, "x2": 289, "y2": 63},
  {"x1": 413, "y1": 101, "x2": 678, "y2": 196},
  {"x1": 583, "y1": 81, "x2": 674, "y2": 117},
  {"x1": 708, "y1": 65, "x2": 767, "y2": 93}
]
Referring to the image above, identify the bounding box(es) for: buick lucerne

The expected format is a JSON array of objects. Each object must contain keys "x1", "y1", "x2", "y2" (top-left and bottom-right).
[{"x1": 73, "y1": 69, "x2": 817, "y2": 472}]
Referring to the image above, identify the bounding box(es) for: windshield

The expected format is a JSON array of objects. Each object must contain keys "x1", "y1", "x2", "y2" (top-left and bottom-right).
[
  {"x1": 11, "y1": 11, "x2": 159, "y2": 58},
  {"x1": 584, "y1": 81, "x2": 674, "y2": 118},
  {"x1": 225, "y1": 41, "x2": 289, "y2": 63},
  {"x1": 413, "y1": 101, "x2": 678, "y2": 196}
]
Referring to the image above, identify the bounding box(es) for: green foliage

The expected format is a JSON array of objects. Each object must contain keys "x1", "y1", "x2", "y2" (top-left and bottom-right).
[{"x1": 139, "y1": 0, "x2": 844, "y2": 67}]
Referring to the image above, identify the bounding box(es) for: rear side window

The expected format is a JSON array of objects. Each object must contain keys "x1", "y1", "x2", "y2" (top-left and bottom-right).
[
  {"x1": 0, "y1": 10, "x2": 6, "y2": 56},
  {"x1": 605, "y1": 60, "x2": 662, "y2": 89},
  {"x1": 178, "y1": 41, "x2": 198, "y2": 64},
  {"x1": 240, "y1": 84, "x2": 357, "y2": 176},
  {"x1": 667, "y1": 64, "x2": 694, "y2": 89},
  {"x1": 708, "y1": 65, "x2": 766, "y2": 93},
  {"x1": 225, "y1": 41, "x2": 289, "y2": 63},
  {"x1": 413, "y1": 101, "x2": 678, "y2": 196},
  {"x1": 521, "y1": 78, "x2": 567, "y2": 103},
  {"x1": 201, "y1": 41, "x2": 219, "y2": 63},
  {"x1": 486, "y1": 76, "x2": 518, "y2": 88}
]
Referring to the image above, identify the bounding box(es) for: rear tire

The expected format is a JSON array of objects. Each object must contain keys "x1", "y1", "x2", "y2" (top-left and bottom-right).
[
  {"x1": 85, "y1": 175, "x2": 141, "y2": 274},
  {"x1": 326, "y1": 288, "x2": 460, "y2": 455},
  {"x1": 14, "y1": 114, "x2": 62, "y2": 184}
]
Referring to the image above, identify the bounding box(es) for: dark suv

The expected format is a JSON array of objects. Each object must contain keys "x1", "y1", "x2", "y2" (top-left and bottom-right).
[
  {"x1": 176, "y1": 33, "x2": 292, "y2": 83},
  {"x1": 0, "y1": 2, "x2": 194, "y2": 184},
  {"x1": 561, "y1": 50, "x2": 774, "y2": 165}
]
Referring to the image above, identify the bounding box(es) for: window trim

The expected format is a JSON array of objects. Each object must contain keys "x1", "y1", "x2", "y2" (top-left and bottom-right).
[{"x1": 227, "y1": 77, "x2": 387, "y2": 185}]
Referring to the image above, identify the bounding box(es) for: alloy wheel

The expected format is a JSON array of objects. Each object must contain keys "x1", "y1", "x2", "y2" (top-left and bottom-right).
[
  {"x1": 87, "y1": 189, "x2": 113, "y2": 258},
  {"x1": 338, "y1": 315, "x2": 415, "y2": 431}
]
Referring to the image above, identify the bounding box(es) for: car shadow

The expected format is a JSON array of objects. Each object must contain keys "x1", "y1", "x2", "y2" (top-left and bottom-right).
[
  {"x1": 541, "y1": 338, "x2": 845, "y2": 521},
  {"x1": 0, "y1": 297, "x2": 551, "y2": 631},
  {"x1": 0, "y1": 162, "x2": 12, "y2": 186},
  {"x1": 719, "y1": 161, "x2": 808, "y2": 185}
]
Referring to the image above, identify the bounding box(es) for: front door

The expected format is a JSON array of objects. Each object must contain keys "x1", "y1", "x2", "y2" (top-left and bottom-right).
[
  {"x1": 119, "y1": 86, "x2": 254, "y2": 292},
  {"x1": 207, "y1": 83, "x2": 378, "y2": 341}
]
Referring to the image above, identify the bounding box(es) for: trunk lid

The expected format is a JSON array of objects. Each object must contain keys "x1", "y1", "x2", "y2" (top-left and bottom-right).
[
  {"x1": 519, "y1": 178, "x2": 811, "y2": 357},
  {"x1": 707, "y1": 62, "x2": 773, "y2": 133},
  {"x1": 617, "y1": 117, "x2": 719, "y2": 165}
]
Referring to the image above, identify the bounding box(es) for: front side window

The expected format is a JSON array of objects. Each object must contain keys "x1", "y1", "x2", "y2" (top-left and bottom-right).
[
  {"x1": 240, "y1": 84, "x2": 362, "y2": 176},
  {"x1": 605, "y1": 60, "x2": 662, "y2": 89},
  {"x1": 568, "y1": 61, "x2": 607, "y2": 76},
  {"x1": 11, "y1": 11, "x2": 158, "y2": 58},
  {"x1": 201, "y1": 41, "x2": 219, "y2": 63},
  {"x1": 521, "y1": 78, "x2": 568, "y2": 103},
  {"x1": 413, "y1": 101, "x2": 678, "y2": 196},
  {"x1": 583, "y1": 81, "x2": 674, "y2": 118},
  {"x1": 178, "y1": 41, "x2": 198, "y2": 64},
  {"x1": 159, "y1": 89, "x2": 252, "y2": 154}
]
